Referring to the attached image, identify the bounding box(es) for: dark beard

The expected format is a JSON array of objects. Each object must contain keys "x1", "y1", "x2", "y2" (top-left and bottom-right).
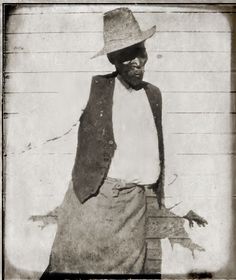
[{"x1": 120, "y1": 68, "x2": 144, "y2": 88}]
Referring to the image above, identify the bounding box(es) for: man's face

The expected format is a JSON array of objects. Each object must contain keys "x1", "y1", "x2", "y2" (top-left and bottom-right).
[{"x1": 110, "y1": 42, "x2": 148, "y2": 87}]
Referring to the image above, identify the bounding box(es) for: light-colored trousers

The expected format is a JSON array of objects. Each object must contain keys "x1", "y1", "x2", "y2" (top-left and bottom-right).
[{"x1": 46, "y1": 177, "x2": 147, "y2": 274}]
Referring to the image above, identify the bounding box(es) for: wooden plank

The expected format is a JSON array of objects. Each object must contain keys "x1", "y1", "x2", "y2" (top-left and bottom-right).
[
  {"x1": 164, "y1": 92, "x2": 233, "y2": 113},
  {"x1": 5, "y1": 32, "x2": 231, "y2": 53},
  {"x1": 4, "y1": 109, "x2": 234, "y2": 137},
  {"x1": 147, "y1": 238, "x2": 162, "y2": 250},
  {"x1": 5, "y1": 52, "x2": 231, "y2": 72},
  {"x1": 166, "y1": 134, "x2": 235, "y2": 154},
  {"x1": 144, "y1": 259, "x2": 161, "y2": 274},
  {"x1": 4, "y1": 110, "x2": 234, "y2": 154},
  {"x1": 5, "y1": 154, "x2": 231, "y2": 213},
  {"x1": 5, "y1": 151, "x2": 234, "y2": 175},
  {"x1": 167, "y1": 154, "x2": 233, "y2": 175},
  {"x1": 7, "y1": 12, "x2": 231, "y2": 33},
  {"x1": 147, "y1": 248, "x2": 162, "y2": 260},
  {"x1": 164, "y1": 175, "x2": 232, "y2": 199},
  {"x1": 4, "y1": 89, "x2": 88, "y2": 116},
  {"x1": 5, "y1": 153, "x2": 234, "y2": 179},
  {"x1": 6, "y1": 4, "x2": 234, "y2": 15},
  {"x1": 4, "y1": 89, "x2": 235, "y2": 152},
  {"x1": 145, "y1": 72, "x2": 231, "y2": 92},
  {"x1": 147, "y1": 175, "x2": 231, "y2": 214},
  {"x1": 145, "y1": 173, "x2": 232, "y2": 198},
  {"x1": 4, "y1": 73, "x2": 93, "y2": 93},
  {"x1": 5, "y1": 125, "x2": 78, "y2": 155},
  {"x1": 4, "y1": 72, "x2": 231, "y2": 93},
  {"x1": 4, "y1": 113, "x2": 234, "y2": 147},
  {"x1": 146, "y1": 216, "x2": 188, "y2": 239},
  {"x1": 146, "y1": 239, "x2": 162, "y2": 273},
  {"x1": 135, "y1": 13, "x2": 232, "y2": 33},
  {"x1": 4, "y1": 91, "x2": 234, "y2": 115},
  {"x1": 164, "y1": 113, "x2": 232, "y2": 133},
  {"x1": 4, "y1": 90, "x2": 234, "y2": 113},
  {"x1": 5, "y1": 166, "x2": 230, "y2": 199},
  {"x1": 5, "y1": 131, "x2": 235, "y2": 172}
]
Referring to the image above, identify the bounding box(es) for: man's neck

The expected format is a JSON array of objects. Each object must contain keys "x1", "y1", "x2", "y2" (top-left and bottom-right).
[{"x1": 117, "y1": 74, "x2": 144, "y2": 91}]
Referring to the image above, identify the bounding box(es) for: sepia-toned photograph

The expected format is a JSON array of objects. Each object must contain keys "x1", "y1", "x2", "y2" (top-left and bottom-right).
[{"x1": 2, "y1": 2, "x2": 236, "y2": 279}]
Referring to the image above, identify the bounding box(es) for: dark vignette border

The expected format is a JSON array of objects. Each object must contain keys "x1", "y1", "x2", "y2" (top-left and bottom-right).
[{"x1": 2, "y1": 2, "x2": 236, "y2": 279}]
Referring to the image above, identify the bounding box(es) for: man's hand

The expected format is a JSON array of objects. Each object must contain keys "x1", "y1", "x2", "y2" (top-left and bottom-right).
[{"x1": 183, "y1": 210, "x2": 208, "y2": 228}]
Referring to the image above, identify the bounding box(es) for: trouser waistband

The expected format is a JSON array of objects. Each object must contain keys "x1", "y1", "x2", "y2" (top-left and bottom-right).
[{"x1": 105, "y1": 177, "x2": 145, "y2": 197}]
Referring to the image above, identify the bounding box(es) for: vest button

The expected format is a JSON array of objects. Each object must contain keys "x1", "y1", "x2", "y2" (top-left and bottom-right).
[
  {"x1": 103, "y1": 152, "x2": 110, "y2": 160},
  {"x1": 108, "y1": 140, "x2": 113, "y2": 145}
]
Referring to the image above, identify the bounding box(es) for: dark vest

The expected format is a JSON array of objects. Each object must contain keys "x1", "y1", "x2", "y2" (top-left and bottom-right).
[{"x1": 72, "y1": 73, "x2": 165, "y2": 205}]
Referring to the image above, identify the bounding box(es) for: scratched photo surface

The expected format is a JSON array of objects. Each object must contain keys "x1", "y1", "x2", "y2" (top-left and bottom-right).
[{"x1": 3, "y1": 3, "x2": 236, "y2": 279}]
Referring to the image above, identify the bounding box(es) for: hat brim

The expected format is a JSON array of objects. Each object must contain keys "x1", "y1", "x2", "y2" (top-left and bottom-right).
[{"x1": 91, "y1": 25, "x2": 156, "y2": 59}]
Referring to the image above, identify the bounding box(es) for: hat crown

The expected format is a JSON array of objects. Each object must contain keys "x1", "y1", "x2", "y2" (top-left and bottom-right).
[
  {"x1": 103, "y1": 8, "x2": 142, "y2": 44},
  {"x1": 91, "y1": 7, "x2": 156, "y2": 58}
]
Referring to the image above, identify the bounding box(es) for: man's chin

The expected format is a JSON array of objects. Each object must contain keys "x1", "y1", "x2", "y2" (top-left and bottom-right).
[
  {"x1": 129, "y1": 77, "x2": 143, "y2": 87},
  {"x1": 126, "y1": 74, "x2": 144, "y2": 86}
]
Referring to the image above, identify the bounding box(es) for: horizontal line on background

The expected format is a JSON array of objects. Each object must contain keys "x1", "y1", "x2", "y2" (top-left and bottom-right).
[
  {"x1": 147, "y1": 195, "x2": 229, "y2": 199},
  {"x1": 4, "y1": 70, "x2": 234, "y2": 74},
  {"x1": 163, "y1": 90, "x2": 236, "y2": 93},
  {"x1": 147, "y1": 216, "x2": 182, "y2": 219},
  {"x1": 146, "y1": 195, "x2": 172, "y2": 199},
  {"x1": 171, "y1": 132, "x2": 236, "y2": 135},
  {"x1": 167, "y1": 112, "x2": 236, "y2": 114},
  {"x1": 146, "y1": 195, "x2": 228, "y2": 199},
  {"x1": 3, "y1": 112, "x2": 19, "y2": 115},
  {"x1": 5, "y1": 30, "x2": 233, "y2": 35},
  {"x1": 3, "y1": 91, "x2": 235, "y2": 94},
  {"x1": 178, "y1": 173, "x2": 220, "y2": 176},
  {"x1": 8, "y1": 11, "x2": 236, "y2": 16},
  {"x1": 177, "y1": 152, "x2": 236, "y2": 155},
  {"x1": 146, "y1": 237, "x2": 190, "y2": 241},
  {"x1": 5, "y1": 51, "x2": 95, "y2": 54},
  {"x1": 6, "y1": 31, "x2": 102, "y2": 34},
  {"x1": 4, "y1": 91, "x2": 59, "y2": 94},
  {"x1": 4, "y1": 70, "x2": 108, "y2": 74},
  {"x1": 6, "y1": 152, "x2": 234, "y2": 157},
  {"x1": 4, "y1": 50, "x2": 233, "y2": 54},
  {"x1": 6, "y1": 152, "x2": 75, "y2": 155}
]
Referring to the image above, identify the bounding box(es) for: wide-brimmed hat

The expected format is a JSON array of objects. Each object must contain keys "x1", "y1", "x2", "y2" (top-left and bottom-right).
[{"x1": 92, "y1": 7, "x2": 156, "y2": 58}]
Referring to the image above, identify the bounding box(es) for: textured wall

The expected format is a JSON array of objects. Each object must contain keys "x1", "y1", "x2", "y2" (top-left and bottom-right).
[{"x1": 3, "y1": 4, "x2": 235, "y2": 278}]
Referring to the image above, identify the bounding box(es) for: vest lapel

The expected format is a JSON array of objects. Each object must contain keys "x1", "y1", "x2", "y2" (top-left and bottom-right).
[{"x1": 143, "y1": 83, "x2": 160, "y2": 130}]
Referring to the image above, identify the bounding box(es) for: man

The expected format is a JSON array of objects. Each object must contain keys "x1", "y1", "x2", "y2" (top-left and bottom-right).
[{"x1": 41, "y1": 7, "x2": 164, "y2": 277}]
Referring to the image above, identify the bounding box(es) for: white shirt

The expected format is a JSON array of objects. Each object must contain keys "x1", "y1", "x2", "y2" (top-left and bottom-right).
[{"x1": 107, "y1": 76, "x2": 160, "y2": 185}]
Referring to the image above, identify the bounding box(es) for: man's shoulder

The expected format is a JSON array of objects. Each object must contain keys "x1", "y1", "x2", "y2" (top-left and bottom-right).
[
  {"x1": 91, "y1": 72, "x2": 118, "y2": 84},
  {"x1": 142, "y1": 81, "x2": 162, "y2": 95}
]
